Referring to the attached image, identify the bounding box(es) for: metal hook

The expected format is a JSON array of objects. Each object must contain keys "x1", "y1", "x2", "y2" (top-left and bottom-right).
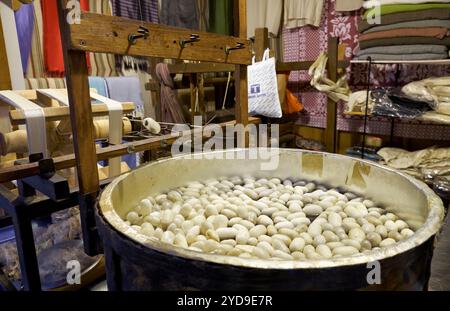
[
  {"x1": 128, "y1": 25, "x2": 150, "y2": 45},
  {"x1": 225, "y1": 42, "x2": 245, "y2": 55},
  {"x1": 180, "y1": 34, "x2": 200, "y2": 49}
]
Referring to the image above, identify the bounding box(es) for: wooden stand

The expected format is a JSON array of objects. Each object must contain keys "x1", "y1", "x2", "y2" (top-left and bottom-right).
[{"x1": 55, "y1": 0, "x2": 251, "y2": 256}]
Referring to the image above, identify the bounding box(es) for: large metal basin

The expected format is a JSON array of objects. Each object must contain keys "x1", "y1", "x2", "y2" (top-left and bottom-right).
[{"x1": 96, "y1": 149, "x2": 445, "y2": 290}]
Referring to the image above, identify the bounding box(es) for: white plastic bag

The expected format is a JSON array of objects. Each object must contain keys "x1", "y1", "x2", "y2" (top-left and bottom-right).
[{"x1": 247, "y1": 49, "x2": 282, "y2": 118}]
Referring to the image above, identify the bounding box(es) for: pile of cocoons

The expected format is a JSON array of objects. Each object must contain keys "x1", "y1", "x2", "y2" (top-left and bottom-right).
[{"x1": 123, "y1": 176, "x2": 415, "y2": 261}]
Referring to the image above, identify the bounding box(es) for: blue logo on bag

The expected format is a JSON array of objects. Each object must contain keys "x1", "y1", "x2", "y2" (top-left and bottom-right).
[{"x1": 250, "y1": 84, "x2": 261, "y2": 94}]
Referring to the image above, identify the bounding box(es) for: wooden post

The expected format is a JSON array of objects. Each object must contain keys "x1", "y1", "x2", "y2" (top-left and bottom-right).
[
  {"x1": 325, "y1": 37, "x2": 339, "y2": 153},
  {"x1": 57, "y1": 0, "x2": 100, "y2": 255},
  {"x1": 234, "y1": 0, "x2": 249, "y2": 147},
  {"x1": 254, "y1": 28, "x2": 269, "y2": 62}
]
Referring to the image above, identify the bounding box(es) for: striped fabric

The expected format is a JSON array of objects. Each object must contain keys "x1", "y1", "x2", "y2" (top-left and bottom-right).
[
  {"x1": 25, "y1": 77, "x2": 66, "y2": 90},
  {"x1": 24, "y1": 0, "x2": 117, "y2": 84},
  {"x1": 25, "y1": 0, "x2": 45, "y2": 79},
  {"x1": 89, "y1": 0, "x2": 118, "y2": 77},
  {"x1": 110, "y1": 0, "x2": 159, "y2": 23},
  {"x1": 197, "y1": 0, "x2": 209, "y2": 32}
]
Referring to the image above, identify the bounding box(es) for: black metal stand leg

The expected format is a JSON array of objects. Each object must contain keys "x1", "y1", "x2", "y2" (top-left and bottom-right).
[
  {"x1": 104, "y1": 245, "x2": 121, "y2": 291},
  {"x1": 79, "y1": 192, "x2": 101, "y2": 256},
  {"x1": 389, "y1": 117, "x2": 395, "y2": 146},
  {"x1": 11, "y1": 206, "x2": 41, "y2": 291}
]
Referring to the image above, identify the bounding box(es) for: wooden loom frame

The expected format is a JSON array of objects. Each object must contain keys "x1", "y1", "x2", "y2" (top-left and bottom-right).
[
  {"x1": 144, "y1": 27, "x2": 349, "y2": 153},
  {"x1": 54, "y1": 0, "x2": 252, "y2": 256}
]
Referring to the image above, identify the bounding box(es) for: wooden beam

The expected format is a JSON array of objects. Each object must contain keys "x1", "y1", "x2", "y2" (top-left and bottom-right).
[
  {"x1": 9, "y1": 103, "x2": 135, "y2": 125},
  {"x1": 167, "y1": 63, "x2": 235, "y2": 74},
  {"x1": 146, "y1": 77, "x2": 233, "y2": 91},
  {"x1": 325, "y1": 37, "x2": 339, "y2": 153},
  {"x1": 67, "y1": 12, "x2": 252, "y2": 65},
  {"x1": 0, "y1": 118, "x2": 261, "y2": 183}
]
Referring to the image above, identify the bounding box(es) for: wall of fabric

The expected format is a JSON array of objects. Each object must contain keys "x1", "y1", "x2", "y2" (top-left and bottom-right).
[
  {"x1": 283, "y1": 0, "x2": 450, "y2": 141},
  {"x1": 17, "y1": 0, "x2": 117, "y2": 79}
]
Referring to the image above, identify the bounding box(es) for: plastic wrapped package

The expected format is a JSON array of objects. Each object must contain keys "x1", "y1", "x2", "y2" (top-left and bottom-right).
[
  {"x1": 371, "y1": 87, "x2": 432, "y2": 118},
  {"x1": 402, "y1": 77, "x2": 450, "y2": 115}
]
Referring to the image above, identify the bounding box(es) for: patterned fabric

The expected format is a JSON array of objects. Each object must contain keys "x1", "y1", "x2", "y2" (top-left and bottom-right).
[
  {"x1": 283, "y1": 0, "x2": 450, "y2": 141},
  {"x1": 160, "y1": 0, "x2": 198, "y2": 30},
  {"x1": 110, "y1": 0, "x2": 159, "y2": 23},
  {"x1": 25, "y1": 0, "x2": 117, "y2": 81}
]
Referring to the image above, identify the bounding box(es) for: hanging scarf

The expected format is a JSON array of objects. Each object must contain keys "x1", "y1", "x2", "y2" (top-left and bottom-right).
[
  {"x1": 155, "y1": 63, "x2": 186, "y2": 124},
  {"x1": 42, "y1": 0, "x2": 90, "y2": 76},
  {"x1": 14, "y1": 3, "x2": 34, "y2": 75}
]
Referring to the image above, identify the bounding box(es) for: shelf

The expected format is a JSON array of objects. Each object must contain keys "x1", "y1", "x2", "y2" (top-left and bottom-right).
[
  {"x1": 342, "y1": 112, "x2": 450, "y2": 126},
  {"x1": 351, "y1": 59, "x2": 450, "y2": 65}
]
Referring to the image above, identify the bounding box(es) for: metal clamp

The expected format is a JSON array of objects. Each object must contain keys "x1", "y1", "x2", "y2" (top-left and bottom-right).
[
  {"x1": 128, "y1": 25, "x2": 150, "y2": 45},
  {"x1": 180, "y1": 34, "x2": 200, "y2": 49},
  {"x1": 225, "y1": 42, "x2": 245, "y2": 55}
]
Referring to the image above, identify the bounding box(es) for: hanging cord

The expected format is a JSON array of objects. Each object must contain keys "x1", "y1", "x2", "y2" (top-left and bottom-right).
[{"x1": 222, "y1": 72, "x2": 232, "y2": 110}]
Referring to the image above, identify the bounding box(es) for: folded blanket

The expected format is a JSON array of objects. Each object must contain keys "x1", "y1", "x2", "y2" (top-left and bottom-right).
[
  {"x1": 365, "y1": 3, "x2": 450, "y2": 20},
  {"x1": 364, "y1": 0, "x2": 450, "y2": 9},
  {"x1": 359, "y1": 9, "x2": 450, "y2": 32},
  {"x1": 354, "y1": 53, "x2": 449, "y2": 61},
  {"x1": 359, "y1": 27, "x2": 450, "y2": 41},
  {"x1": 362, "y1": 19, "x2": 450, "y2": 34},
  {"x1": 336, "y1": 0, "x2": 363, "y2": 11},
  {"x1": 359, "y1": 36, "x2": 450, "y2": 49},
  {"x1": 357, "y1": 45, "x2": 448, "y2": 56}
]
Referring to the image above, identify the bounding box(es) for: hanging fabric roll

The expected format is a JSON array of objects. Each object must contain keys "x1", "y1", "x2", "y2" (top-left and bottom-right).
[
  {"x1": 110, "y1": 0, "x2": 159, "y2": 71},
  {"x1": 208, "y1": 0, "x2": 233, "y2": 35},
  {"x1": 155, "y1": 63, "x2": 186, "y2": 124},
  {"x1": 110, "y1": 0, "x2": 159, "y2": 22},
  {"x1": 284, "y1": 0, "x2": 324, "y2": 29},
  {"x1": 197, "y1": 0, "x2": 209, "y2": 32},
  {"x1": 14, "y1": 3, "x2": 34, "y2": 75},
  {"x1": 160, "y1": 0, "x2": 199, "y2": 30},
  {"x1": 246, "y1": 0, "x2": 282, "y2": 38},
  {"x1": 42, "y1": 0, "x2": 90, "y2": 76}
]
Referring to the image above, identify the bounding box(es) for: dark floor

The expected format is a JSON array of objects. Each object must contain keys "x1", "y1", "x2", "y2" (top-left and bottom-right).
[{"x1": 429, "y1": 210, "x2": 450, "y2": 291}]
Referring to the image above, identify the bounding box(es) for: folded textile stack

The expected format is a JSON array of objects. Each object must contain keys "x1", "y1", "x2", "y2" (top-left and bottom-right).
[
  {"x1": 356, "y1": 0, "x2": 450, "y2": 60},
  {"x1": 378, "y1": 147, "x2": 450, "y2": 182}
]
